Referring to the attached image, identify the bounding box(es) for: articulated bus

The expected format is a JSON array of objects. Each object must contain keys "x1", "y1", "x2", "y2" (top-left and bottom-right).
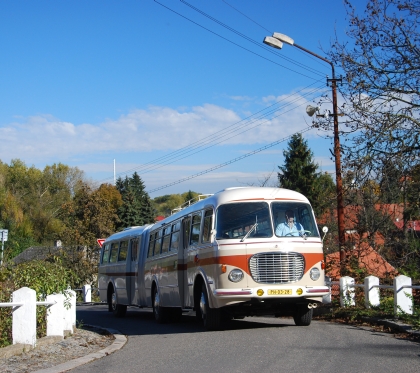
[{"x1": 98, "y1": 187, "x2": 329, "y2": 330}]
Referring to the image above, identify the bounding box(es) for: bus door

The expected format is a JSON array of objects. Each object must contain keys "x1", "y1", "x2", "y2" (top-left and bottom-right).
[
  {"x1": 128, "y1": 237, "x2": 140, "y2": 305},
  {"x1": 160, "y1": 223, "x2": 182, "y2": 307},
  {"x1": 114, "y1": 240, "x2": 129, "y2": 305},
  {"x1": 181, "y1": 216, "x2": 192, "y2": 307}
]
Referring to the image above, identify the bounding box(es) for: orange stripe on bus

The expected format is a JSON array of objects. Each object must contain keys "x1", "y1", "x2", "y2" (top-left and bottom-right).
[{"x1": 184, "y1": 252, "x2": 324, "y2": 276}]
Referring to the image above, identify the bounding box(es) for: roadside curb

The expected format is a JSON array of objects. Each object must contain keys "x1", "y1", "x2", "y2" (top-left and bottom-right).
[
  {"x1": 361, "y1": 317, "x2": 420, "y2": 337},
  {"x1": 32, "y1": 325, "x2": 127, "y2": 373}
]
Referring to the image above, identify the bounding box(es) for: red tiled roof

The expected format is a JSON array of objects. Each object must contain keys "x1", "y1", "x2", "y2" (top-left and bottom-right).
[
  {"x1": 394, "y1": 220, "x2": 420, "y2": 231},
  {"x1": 326, "y1": 244, "x2": 397, "y2": 280}
]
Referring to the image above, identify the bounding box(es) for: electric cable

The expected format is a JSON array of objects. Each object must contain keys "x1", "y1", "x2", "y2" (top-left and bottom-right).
[
  {"x1": 93, "y1": 82, "x2": 327, "y2": 186},
  {"x1": 154, "y1": 0, "x2": 322, "y2": 80},
  {"x1": 180, "y1": 0, "x2": 326, "y2": 77},
  {"x1": 146, "y1": 126, "x2": 313, "y2": 194}
]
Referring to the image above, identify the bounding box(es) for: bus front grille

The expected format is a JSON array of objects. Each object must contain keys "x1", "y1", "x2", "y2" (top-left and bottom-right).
[{"x1": 249, "y1": 252, "x2": 305, "y2": 284}]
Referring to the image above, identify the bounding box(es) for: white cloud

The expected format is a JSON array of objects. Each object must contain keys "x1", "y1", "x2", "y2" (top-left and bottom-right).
[
  {"x1": 0, "y1": 99, "x2": 316, "y2": 164},
  {"x1": 0, "y1": 94, "x2": 337, "y2": 195}
]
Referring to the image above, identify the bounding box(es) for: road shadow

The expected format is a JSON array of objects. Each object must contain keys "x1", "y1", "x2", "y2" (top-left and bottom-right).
[{"x1": 76, "y1": 304, "x2": 296, "y2": 337}]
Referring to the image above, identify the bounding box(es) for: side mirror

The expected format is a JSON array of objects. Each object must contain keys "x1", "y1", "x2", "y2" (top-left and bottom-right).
[{"x1": 322, "y1": 226, "x2": 328, "y2": 242}]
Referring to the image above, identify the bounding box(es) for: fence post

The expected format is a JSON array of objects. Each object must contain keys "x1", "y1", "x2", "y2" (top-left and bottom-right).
[
  {"x1": 46, "y1": 293, "x2": 64, "y2": 337},
  {"x1": 340, "y1": 276, "x2": 355, "y2": 307},
  {"x1": 394, "y1": 275, "x2": 413, "y2": 315},
  {"x1": 364, "y1": 275, "x2": 380, "y2": 308},
  {"x1": 12, "y1": 287, "x2": 36, "y2": 346},
  {"x1": 82, "y1": 284, "x2": 92, "y2": 303},
  {"x1": 63, "y1": 290, "x2": 76, "y2": 334}
]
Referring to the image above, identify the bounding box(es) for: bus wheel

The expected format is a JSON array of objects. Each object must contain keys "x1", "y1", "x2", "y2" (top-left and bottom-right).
[
  {"x1": 199, "y1": 283, "x2": 221, "y2": 331},
  {"x1": 293, "y1": 304, "x2": 313, "y2": 326},
  {"x1": 152, "y1": 287, "x2": 167, "y2": 323},
  {"x1": 110, "y1": 288, "x2": 127, "y2": 318}
]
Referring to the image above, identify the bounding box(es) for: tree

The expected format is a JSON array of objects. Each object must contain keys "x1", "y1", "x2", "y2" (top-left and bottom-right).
[
  {"x1": 183, "y1": 190, "x2": 196, "y2": 203},
  {"x1": 278, "y1": 134, "x2": 335, "y2": 216},
  {"x1": 116, "y1": 172, "x2": 155, "y2": 229},
  {"x1": 326, "y1": 0, "x2": 420, "y2": 195},
  {"x1": 326, "y1": 0, "x2": 420, "y2": 274},
  {"x1": 327, "y1": 0, "x2": 420, "y2": 188},
  {"x1": 1, "y1": 160, "x2": 85, "y2": 246},
  {"x1": 153, "y1": 194, "x2": 185, "y2": 217},
  {"x1": 60, "y1": 182, "x2": 119, "y2": 247}
]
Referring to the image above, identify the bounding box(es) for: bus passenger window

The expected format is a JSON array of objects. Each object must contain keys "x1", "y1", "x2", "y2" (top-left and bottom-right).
[
  {"x1": 161, "y1": 226, "x2": 171, "y2": 254},
  {"x1": 154, "y1": 230, "x2": 163, "y2": 256},
  {"x1": 131, "y1": 238, "x2": 139, "y2": 261},
  {"x1": 118, "y1": 240, "x2": 128, "y2": 262},
  {"x1": 147, "y1": 234, "x2": 155, "y2": 258},
  {"x1": 102, "y1": 243, "x2": 110, "y2": 263},
  {"x1": 190, "y1": 212, "x2": 202, "y2": 244},
  {"x1": 109, "y1": 242, "x2": 119, "y2": 263},
  {"x1": 202, "y1": 210, "x2": 213, "y2": 243},
  {"x1": 170, "y1": 231, "x2": 179, "y2": 251},
  {"x1": 170, "y1": 222, "x2": 180, "y2": 251}
]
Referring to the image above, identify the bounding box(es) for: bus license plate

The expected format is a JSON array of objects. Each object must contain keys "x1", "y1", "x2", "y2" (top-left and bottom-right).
[{"x1": 268, "y1": 289, "x2": 292, "y2": 295}]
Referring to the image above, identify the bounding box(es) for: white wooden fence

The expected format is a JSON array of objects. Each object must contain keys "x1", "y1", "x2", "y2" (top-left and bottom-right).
[
  {"x1": 0, "y1": 287, "x2": 76, "y2": 347},
  {"x1": 326, "y1": 274, "x2": 420, "y2": 315}
]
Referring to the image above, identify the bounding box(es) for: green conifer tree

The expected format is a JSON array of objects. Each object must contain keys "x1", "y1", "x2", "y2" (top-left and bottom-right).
[
  {"x1": 278, "y1": 134, "x2": 335, "y2": 216},
  {"x1": 116, "y1": 172, "x2": 155, "y2": 229}
]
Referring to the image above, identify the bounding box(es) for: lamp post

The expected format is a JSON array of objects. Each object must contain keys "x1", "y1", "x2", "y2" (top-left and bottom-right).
[{"x1": 264, "y1": 33, "x2": 346, "y2": 272}]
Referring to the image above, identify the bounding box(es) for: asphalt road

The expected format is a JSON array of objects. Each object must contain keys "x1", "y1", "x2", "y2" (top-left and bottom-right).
[{"x1": 71, "y1": 304, "x2": 419, "y2": 373}]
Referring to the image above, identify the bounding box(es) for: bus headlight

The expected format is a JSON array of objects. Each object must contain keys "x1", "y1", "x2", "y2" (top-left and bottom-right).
[
  {"x1": 310, "y1": 267, "x2": 321, "y2": 281},
  {"x1": 228, "y1": 269, "x2": 244, "y2": 282}
]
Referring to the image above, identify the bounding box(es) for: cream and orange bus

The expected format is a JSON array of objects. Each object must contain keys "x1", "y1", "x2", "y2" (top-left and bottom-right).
[{"x1": 98, "y1": 187, "x2": 329, "y2": 330}]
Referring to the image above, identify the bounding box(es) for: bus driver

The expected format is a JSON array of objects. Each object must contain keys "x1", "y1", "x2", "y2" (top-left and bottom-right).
[{"x1": 276, "y1": 209, "x2": 305, "y2": 237}]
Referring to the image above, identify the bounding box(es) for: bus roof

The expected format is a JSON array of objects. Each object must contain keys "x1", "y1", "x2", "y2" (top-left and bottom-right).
[
  {"x1": 104, "y1": 225, "x2": 152, "y2": 244},
  {"x1": 148, "y1": 187, "x2": 310, "y2": 231}
]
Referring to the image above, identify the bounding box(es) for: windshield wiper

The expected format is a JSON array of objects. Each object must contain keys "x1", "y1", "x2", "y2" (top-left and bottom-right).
[{"x1": 240, "y1": 222, "x2": 258, "y2": 242}]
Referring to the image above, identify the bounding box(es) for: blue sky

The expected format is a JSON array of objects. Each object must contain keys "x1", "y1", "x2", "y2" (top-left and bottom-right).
[{"x1": 0, "y1": 0, "x2": 364, "y2": 197}]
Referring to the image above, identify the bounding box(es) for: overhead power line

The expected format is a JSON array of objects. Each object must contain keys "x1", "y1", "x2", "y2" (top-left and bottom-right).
[
  {"x1": 154, "y1": 0, "x2": 324, "y2": 80},
  {"x1": 180, "y1": 0, "x2": 326, "y2": 77},
  {"x1": 93, "y1": 82, "x2": 326, "y2": 187},
  {"x1": 147, "y1": 126, "x2": 313, "y2": 194}
]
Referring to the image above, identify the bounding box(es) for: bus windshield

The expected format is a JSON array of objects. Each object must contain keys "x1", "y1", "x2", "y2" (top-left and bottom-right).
[
  {"x1": 216, "y1": 202, "x2": 272, "y2": 239},
  {"x1": 271, "y1": 202, "x2": 319, "y2": 238},
  {"x1": 215, "y1": 201, "x2": 320, "y2": 239}
]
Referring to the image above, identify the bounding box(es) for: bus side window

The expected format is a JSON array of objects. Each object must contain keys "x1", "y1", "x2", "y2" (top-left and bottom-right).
[
  {"x1": 109, "y1": 242, "x2": 119, "y2": 263},
  {"x1": 102, "y1": 243, "x2": 110, "y2": 264},
  {"x1": 131, "y1": 238, "x2": 139, "y2": 261},
  {"x1": 118, "y1": 240, "x2": 128, "y2": 262},
  {"x1": 148, "y1": 233, "x2": 156, "y2": 258},
  {"x1": 154, "y1": 230, "x2": 163, "y2": 256},
  {"x1": 202, "y1": 209, "x2": 213, "y2": 243},
  {"x1": 170, "y1": 221, "x2": 180, "y2": 251},
  {"x1": 183, "y1": 217, "x2": 191, "y2": 249},
  {"x1": 161, "y1": 226, "x2": 171, "y2": 254},
  {"x1": 190, "y1": 212, "x2": 202, "y2": 244}
]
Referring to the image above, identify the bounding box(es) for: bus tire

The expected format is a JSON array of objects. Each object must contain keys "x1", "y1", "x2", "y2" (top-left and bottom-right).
[
  {"x1": 152, "y1": 287, "x2": 167, "y2": 323},
  {"x1": 293, "y1": 304, "x2": 313, "y2": 326},
  {"x1": 110, "y1": 287, "x2": 127, "y2": 317},
  {"x1": 199, "y1": 283, "x2": 221, "y2": 331}
]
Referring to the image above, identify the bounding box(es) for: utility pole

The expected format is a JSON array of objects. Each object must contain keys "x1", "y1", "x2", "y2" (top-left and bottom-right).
[{"x1": 264, "y1": 33, "x2": 346, "y2": 273}]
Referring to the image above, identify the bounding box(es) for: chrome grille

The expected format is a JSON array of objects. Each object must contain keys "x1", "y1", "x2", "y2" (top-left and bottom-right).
[{"x1": 249, "y1": 252, "x2": 305, "y2": 284}]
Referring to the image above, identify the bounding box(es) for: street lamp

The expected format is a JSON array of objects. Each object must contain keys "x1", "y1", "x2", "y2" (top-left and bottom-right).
[{"x1": 264, "y1": 32, "x2": 346, "y2": 272}]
